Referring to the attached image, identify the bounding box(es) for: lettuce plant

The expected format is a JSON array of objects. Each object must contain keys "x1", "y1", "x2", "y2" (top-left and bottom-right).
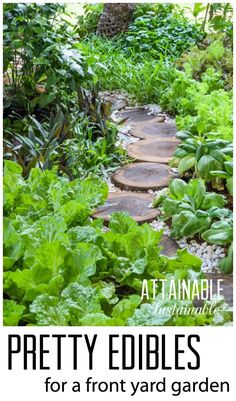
[{"x1": 5, "y1": 162, "x2": 231, "y2": 326}]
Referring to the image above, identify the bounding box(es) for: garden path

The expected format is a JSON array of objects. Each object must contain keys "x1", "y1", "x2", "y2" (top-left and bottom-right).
[
  {"x1": 94, "y1": 108, "x2": 177, "y2": 221},
  {"x1": 93, "y1": 107, "x2": 178, "y2": 256},
  {"x1": 93, "y1": 107, "x2": 233, "y2": 305}
]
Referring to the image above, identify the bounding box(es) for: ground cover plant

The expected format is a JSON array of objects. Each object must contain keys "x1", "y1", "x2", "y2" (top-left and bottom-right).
[{"x1": 3, "y1": 3, "x2": 233, "y2": 326}]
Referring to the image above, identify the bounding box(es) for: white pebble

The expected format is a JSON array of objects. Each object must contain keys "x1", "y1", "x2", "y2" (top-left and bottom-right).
[
  {"x1": 215, "y1": 249, "x2": 222, "y2": 255},
  {"x1": 219, "y1": 253, "x2": 225, "y2": 259}
]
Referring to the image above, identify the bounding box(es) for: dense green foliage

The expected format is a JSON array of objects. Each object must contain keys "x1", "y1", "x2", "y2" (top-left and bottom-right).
[
  {"x1": 174, "y1": 131, "x2": 233, "y2": 192},
  {"x1": 3, "y1": 3, "x2": 96, "y2": 112},
  {"x1": 153, "y1": 178, "x2": 233, "y2": 273},
  {"x1": 3, "y1": 3, "x2": 127, "y2": 180},
  {"x1": 120, "y1": 4, "x2": 203, "y2": 59},
  {"x1": 153, "y1": 178, "x2": 227, "y2": 238},
  {"x1": 3, "y1": 162, "x2": 232, "y2": 326},
  {"x1": 3, "y1": 3, "x2": 233, "y2": 325},
  {"x1": 76, "y1": 3, "x2": 104, "y2": 37}
]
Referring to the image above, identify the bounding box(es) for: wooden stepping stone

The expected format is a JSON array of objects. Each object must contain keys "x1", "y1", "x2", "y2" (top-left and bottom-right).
[
  {"x1": 160, "y1": 235, "x2": 178, "y2": 257},
  {"x1": 92, "y1": 192, "x2": 159, "y2": 224},
  {"x1": 205, "y1": 274, "x2": 233, "y2": 306},
  {"x1": 132, "y1": 120, "x2": 177, "y2": 139},
  {"x1": 128, "y1": 138, "x2": 179, "y2": 164},
  {"x1": 111, "y1": 162, "x2": 173, "y2": 191},
  {"x1": 120, "y1": 107, "x2": 165, "y2": 126}
]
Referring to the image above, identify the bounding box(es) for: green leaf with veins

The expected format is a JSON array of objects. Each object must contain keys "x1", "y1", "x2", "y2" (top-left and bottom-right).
[
  {"x1": 30, "y1": 295, "x2": 71, "y2": 326},
  {"x1": 3, "y1": 300, "x2": 26, "y2": 326},
  {"x1": 64, "y1": 243, "x2": 103, "y2": 285}
]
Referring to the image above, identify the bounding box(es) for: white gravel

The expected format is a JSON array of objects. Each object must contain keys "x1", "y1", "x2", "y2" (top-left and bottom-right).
[
  {"x1": 116, "y1": 125, "x2": 139, "y2": 149},
  {"x1": 144, "y1": 104, "x2": 162, "y2": 115},
  {"x1": 144, "y1": 104, "x2": 175, "y2": 123},
  {"x1": 104, "y1": 177, "x2": 121, "y2": 193},
  {"x1": 150, "y1": 216, "x2": 225, "y2": 274},
  {"x1": 178, "y1": 238, "x2": 225, "y2": 274}
]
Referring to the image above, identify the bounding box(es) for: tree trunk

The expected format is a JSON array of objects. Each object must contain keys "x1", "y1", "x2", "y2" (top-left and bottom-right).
[{"x1": 97, "y1": 3, "x2": 136, "y2": 38}]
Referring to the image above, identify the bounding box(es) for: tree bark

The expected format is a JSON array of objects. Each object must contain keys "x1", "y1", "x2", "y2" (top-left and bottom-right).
[{"x1": 97, "y1": 3, "x2": 136, "y2": 38}]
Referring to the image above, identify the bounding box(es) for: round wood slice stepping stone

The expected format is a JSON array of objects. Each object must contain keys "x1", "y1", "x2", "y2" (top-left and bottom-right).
[
  {"x1": 160, "y1": 235, "x2": 178, "y2": 257},
  {"x1": 205, "y1": 273, "x2": 233, "y2": 306},
  {"x1": 92, "y1": 192, "x2": 159, "y2": 224},
  {"x1": 120, "y1": 107, "x2": 165, "y2": 125},
  {"x1": 128, "y1": 138, "x2": 179, "y2": 164},
  {"x1": 111, "y1": 162, "x2": 173, "y2": 191},
  {"x1": 132, "y1": 120, "x2": 177, "y2": 139}
]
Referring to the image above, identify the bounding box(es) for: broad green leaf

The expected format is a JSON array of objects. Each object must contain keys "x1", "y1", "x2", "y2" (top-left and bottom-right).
[
  {"x1": 201, "y1": 193, "x2": 225, "y2": 210},
  {"x1": 127, "y1": 300, "x2": 172, "y2": 326},
  {"x1": 80, "y1": 313, "x2": 113, "y2": 326},
  {"x1": 197, "y1": 154, "x2": 221, "y2": 179},
  {"x1": 64, "y1": 243, "x2": 103, "y2": 284},
  {"x1": 201, "y1": 227, "x2": 233, "y2": 245},
  {"x1": 71, "y1": 176, "x2": 108, "y2": 208},
  {"x1": 226, "y1": 177, "x2": 233, "y2": 195},
  {"x1": 3, "y1": 218, "x2": 24, "y2": 270},
  {"x1": 186, "y1": 178, "x2": 205, "y2": 209},
  {"x1": 59, "y1": 200, "x2": 90, "y2": 226},
  {"x1": 31, "y1": 241, "x2": 67, "y2": 284},
  {"x1": 169, "y1": 178, "x2": 187, "y2": 199},
  {"x1": 61, "y1": 283, "x2": 102, "y2": 324},
  {"x1": 172, "y1": 211, "x2": 211, "y2": 238},
  {"x1": 178, "y1": 154, "x2": 196, "y2": 175},
  {"x1": 162, "y1": 198, "x2": 182, "y2": 215},
  {"x1": 4, "y1": 160, "x2": 23, "y2": 175}
]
